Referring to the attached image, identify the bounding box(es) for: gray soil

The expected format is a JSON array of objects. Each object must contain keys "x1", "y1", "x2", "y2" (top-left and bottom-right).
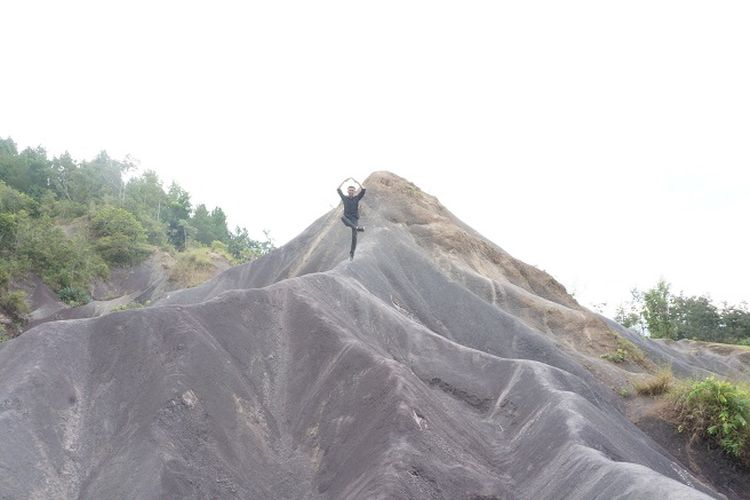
[{"x1": 1, "y1": 171, "x2": 745, "y2": 499}]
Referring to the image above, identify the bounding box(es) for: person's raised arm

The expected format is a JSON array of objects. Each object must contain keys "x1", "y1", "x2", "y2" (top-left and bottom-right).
[
  {"x1": 351, "y1": 178, "x2": 366, "y2": 199},
  {"x1": 337, "y1": 178, "x2": 352, "y2": 200}
]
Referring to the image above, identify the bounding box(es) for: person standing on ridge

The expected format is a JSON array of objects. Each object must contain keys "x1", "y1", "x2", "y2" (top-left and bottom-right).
[{"x1": 337, "y1": 177, "x2": 366, "y2": 260}]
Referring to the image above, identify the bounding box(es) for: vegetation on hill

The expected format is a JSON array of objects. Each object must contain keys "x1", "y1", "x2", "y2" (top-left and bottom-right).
[
  {"x1": 671, "y1": 376, "x2": 750, "y2": 468},
  {"x1": 0, "y1": 137, "x2": 273, "y2": 336},
  {"x1": 615, "y1": 279, "x2": 750, "y2": 345}
]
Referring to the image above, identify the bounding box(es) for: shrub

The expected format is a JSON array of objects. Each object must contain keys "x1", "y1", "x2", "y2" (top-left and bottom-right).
[
  {"x1": 0, "y1": 290, "x2": 30, "y2": 323},
  {"x1": 0, "y1": 325, "x2": 8, "y2": 343},
  {"x1": 57, "y1": 286, "x2": 91, "y2": 306},
  {"x1": 112, "y1": 301, "x2": 145, "y2": 312},
  {"x1": 90, "y1": 205, "x2": 150, "y2": 265},
  {"x1": 0, "y1": 261, "x2": 11, "y2": 288},
  {"x1": 14, "y1": 213, "x2": 109, "y2": 291},
  {"x1": 0, "y1": 181, "x2": 37, "y2": 213},
  {"x1": 672, "y1": 376, "x2": 750, "y2": 466},
  {"x1": 634, "y1": 368, "x2": 673, "y2": 396},
  {"x1": 601, "y1": 349, "x2": 627, "y2": 363},
  {"x1": 601, "y1": 336, "x2": 648, "y2": 365}
]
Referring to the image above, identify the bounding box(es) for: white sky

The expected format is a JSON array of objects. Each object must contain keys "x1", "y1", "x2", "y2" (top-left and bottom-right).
[{"x1": 2, "y1": 1, "x2": 749, "y2": 314}]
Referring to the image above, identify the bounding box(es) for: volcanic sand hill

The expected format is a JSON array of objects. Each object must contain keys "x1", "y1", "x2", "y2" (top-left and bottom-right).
[{"x1": 0, "y1": 171, "x2": 747, "y2": 499}]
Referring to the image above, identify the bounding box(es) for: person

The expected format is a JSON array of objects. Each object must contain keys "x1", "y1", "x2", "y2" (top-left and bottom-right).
[{"x1": 337, "y1": 177, "x2": 366, "y2": 260}]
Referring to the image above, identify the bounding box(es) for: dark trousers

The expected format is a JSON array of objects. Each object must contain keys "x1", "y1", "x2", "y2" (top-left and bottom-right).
[{"x1": 341, "y1": 216, "x2": 359, "y2": 257}]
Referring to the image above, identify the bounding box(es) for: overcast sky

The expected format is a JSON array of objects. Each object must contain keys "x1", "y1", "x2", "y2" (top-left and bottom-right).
[{"x1": 2, "y1": 1, "x2": 748, "y2": 314}]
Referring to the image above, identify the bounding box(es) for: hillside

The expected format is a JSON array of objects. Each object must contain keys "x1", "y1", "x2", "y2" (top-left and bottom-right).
[
  {"x1": 0, "y1": 137, "x2": 271, "y2": 338},
  {"x1": 0, "y1": 172, "x2": 747, "y2": 499}
]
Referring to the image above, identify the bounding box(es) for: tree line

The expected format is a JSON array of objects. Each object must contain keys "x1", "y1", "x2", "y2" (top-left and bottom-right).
[
  {"x1": 0, "y1": 137, "x2": 273, "y2": 334},
  {"x1": 615, "y1": 279, "x2": 750, "y2": 345}
]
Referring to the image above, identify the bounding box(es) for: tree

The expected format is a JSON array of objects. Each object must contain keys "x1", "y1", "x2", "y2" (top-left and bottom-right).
[
  {"x1": 0, "y1": 181, "x2": 37, "y2": 214},
  {"x1": 192, "y1": 204, "x2": 230, "y2": 245},
  {"x1": 209, "y1": 207, "x2": 230, "y2": 243},
  {"x1": 615, "y1": 288, "x2": 646, "y2": 335},
  {"x1": 49, "y1": 152, "x2": 78, "y2": 201},
  {"x1": 123, "y1": 170, "x2": 169, "y2": 245},
  {"x1": 616, "y1": 280, "x2": 750, "y2": 345},
  {"x1": 191, "y1": 204, "x2": 212, "y2": 245},
  {"x1": 721, "y1": 303, "x2": 750, "y2": 343},
  {"x1": 165, "y1": 182, "x2": 192, "y2": 249},
  {"x1": 227, "y1": 226, "x2": 274, "y2": 262},
  {"x1": 0, "y1": 144, "x2": 53, "y2": 198},
  {"x1": 671, "y1": 294, "x2": 721, "y2": 342},
  {"x1": 642, "y1": 279, "x2": 676, "y2": 339}
]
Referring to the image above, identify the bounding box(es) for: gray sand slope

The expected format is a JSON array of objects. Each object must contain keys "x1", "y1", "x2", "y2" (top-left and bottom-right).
[{"x1": 0, "y1": 172, "x2": 732, "y2": 499}]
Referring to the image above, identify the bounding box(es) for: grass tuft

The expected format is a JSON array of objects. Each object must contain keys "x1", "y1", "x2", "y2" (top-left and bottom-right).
[
  {"x1": 634, "y1": 367, "x2": 673, "y2": 396},
  {"x1": 601, "y1": 337, "x2": 647, "y2": 365}
]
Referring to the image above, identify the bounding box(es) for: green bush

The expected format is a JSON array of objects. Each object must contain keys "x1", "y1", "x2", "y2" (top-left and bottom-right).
[
  {"x1": 90, "y1": 205, "x2": 150, "y2": 265},
  {"x1": 0, "y1": 261, "x2": 11, "y2": 288},
  {"x1": 0, "y1": 181, "x2": 38, "y2": 213},
  {"x1": 672, "y1": 376, "x2": 750, "y2": 466},
  {"x1": 0, "y1": 322, "x2": 10, "y2": 344},
  {"x1": 601, "y1": 337, "x2": 647, "y2": 365},
  {"x1": 0, "y1": 290, "x2": 29, "y2": 323},
  {"x1": 57, "y1": 286, "x2": 91, "y2": 306},
  {"x1": 601, "y1": 349, "x2": 627, "y2": 363},
  {"x1": 14, "y1": 213, "x2": 109, "y2": 291}
]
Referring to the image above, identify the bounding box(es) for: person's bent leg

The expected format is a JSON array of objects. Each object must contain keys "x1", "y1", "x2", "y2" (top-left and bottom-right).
[{"x1": 341, "y1": 216, "x2": 358, "y2": 229}]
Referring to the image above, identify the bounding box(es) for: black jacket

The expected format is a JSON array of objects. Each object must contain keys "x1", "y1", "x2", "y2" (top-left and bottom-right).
[{"x1": 337, "y1": 187, "x2": 366, "y2": 219}]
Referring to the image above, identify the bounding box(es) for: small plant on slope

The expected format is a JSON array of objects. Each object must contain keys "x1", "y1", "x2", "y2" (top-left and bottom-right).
[{"x1": 672, "y1": 376, "x2": 750, "y2": 467}]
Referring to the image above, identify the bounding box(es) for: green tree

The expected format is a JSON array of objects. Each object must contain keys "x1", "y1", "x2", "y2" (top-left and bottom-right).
[
  {"x1": 721, "y1": 303, "x2": 750, "y2": 343},
  {"x1": 0, "y1": 143, "x2": 53, "y2": 198},
  {"x1": 643, "y1": 279, "x2": 676, "y2": 339},
  {"x1": 191, "y1": 204, "x2": 212, "y2": 245},
  {"x1": 165, "y1": 182, "x2": 192, "y2": 249},
  {"x1": 209, "y1": 207, "x2": 230, "y2": 243},
  {"x1": 123, "y1": 170, "x2": 169, "y2": 245},
  {"x1": 617, "y1": 280, "x2": 750, "y2": 344},
  {"x1": 0, "y1": 181, "x2": 37, "y2": 214},
  {"x1": 62, "y1": 151, "x2": 132, "y2": 204},
  {"x1": 228, "y1": 226, "x2": 274, "y2": 262},
  {"x1": 49, "y1": 152, "x2": 79, "y2": 202},
  {"x1": 672, "y1": 294, "x2": 722, "y2": 342},
  {"x1": 615, "y1": 288, "x2": 646, "y2": 334},
  {"x1": 192, "y1": 204, "x2": 230, "y2": 245},
  {"x1": 0, "y1": 212, "x2": 18, "y2": 254}
]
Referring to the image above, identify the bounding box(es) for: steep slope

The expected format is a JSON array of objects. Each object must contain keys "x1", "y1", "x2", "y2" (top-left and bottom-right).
[{"x1": 0, "y1": 172, "x2": 740, "y2": 499}]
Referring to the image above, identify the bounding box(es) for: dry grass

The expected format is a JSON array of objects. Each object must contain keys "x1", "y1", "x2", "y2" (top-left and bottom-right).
[
  {"x1": 634, "y1": 367, "x2": 674, "y2": 396},
  {"x1": 601, "y1": 335, "x2": 650, "y2": 367},
  {"x1": 169, "y1": 247, "x2": 217, "y2": 288}
]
